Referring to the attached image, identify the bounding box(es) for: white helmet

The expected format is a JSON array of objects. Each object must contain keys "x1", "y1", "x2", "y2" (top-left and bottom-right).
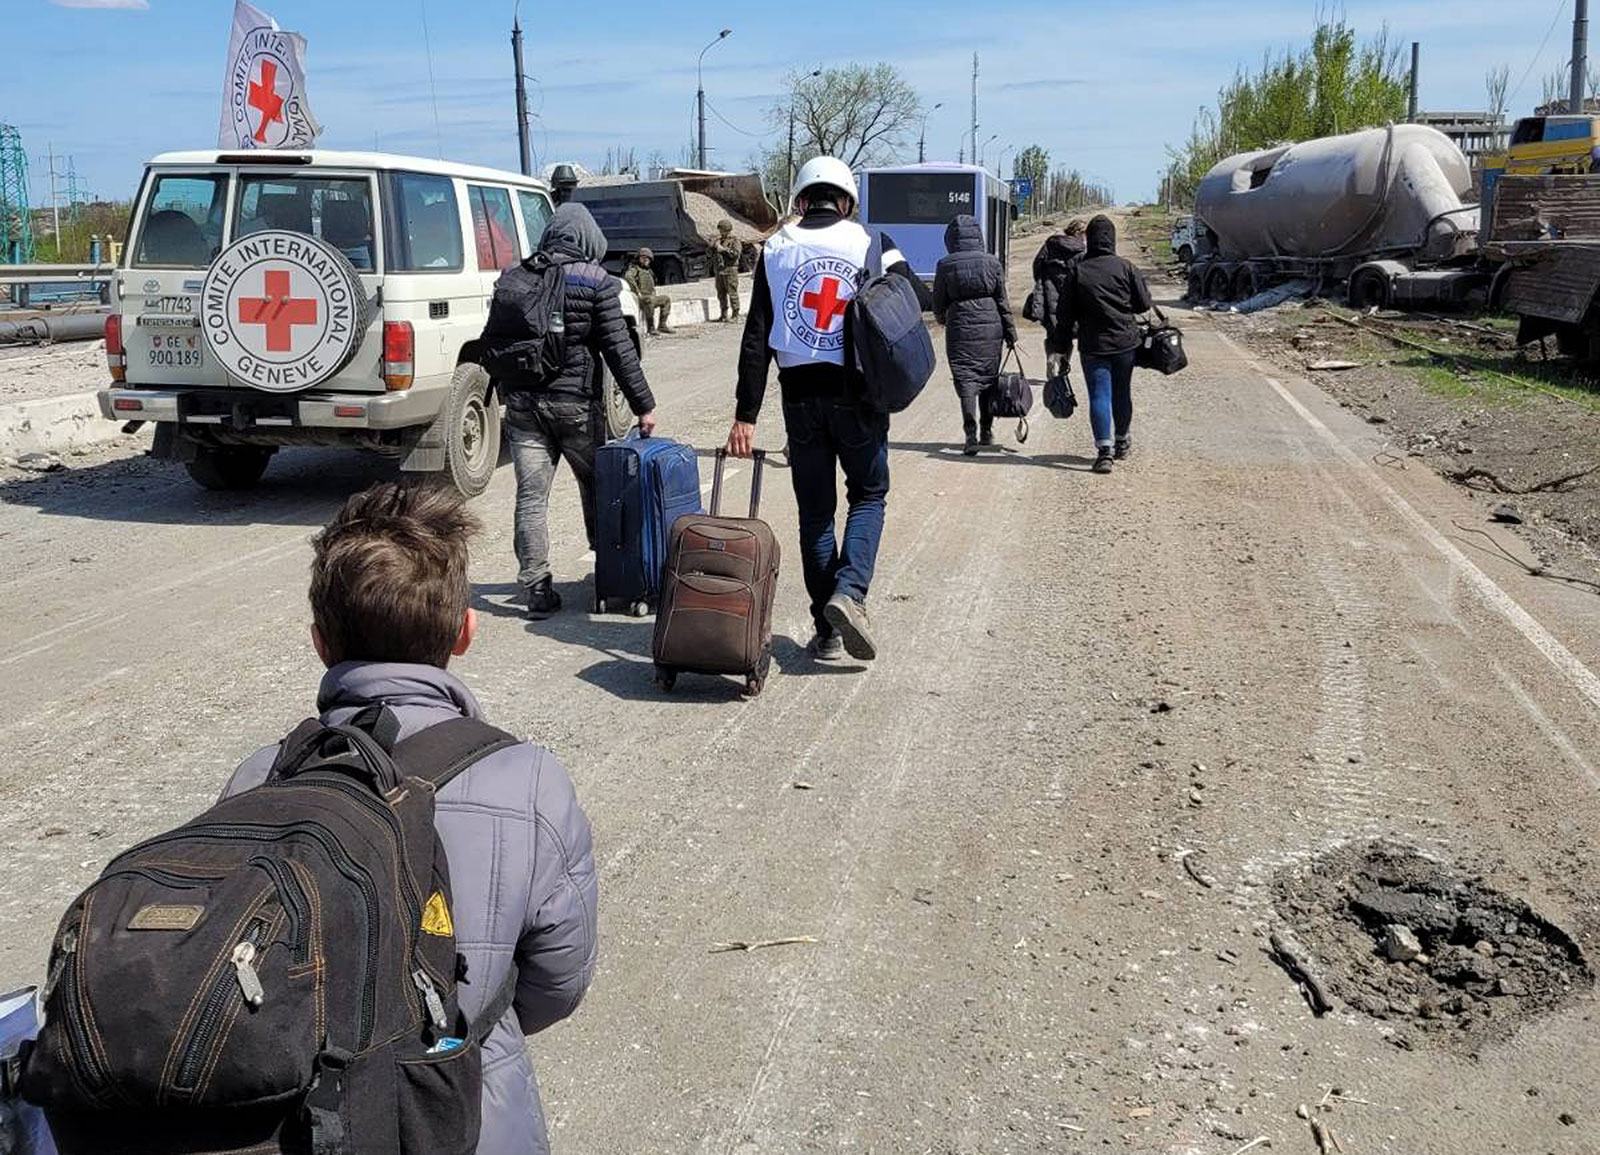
[{"x1": 790, "y1": 155, "x2": 858, "y2": 213}]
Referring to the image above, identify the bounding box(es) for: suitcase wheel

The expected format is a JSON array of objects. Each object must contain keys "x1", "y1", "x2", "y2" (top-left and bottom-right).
[
  {"x1": 630, "y1": 601, "x2": 650, "y2": 618},
  {"x1": 743, "y1": 674, "x2": 765, "y2": 697},
  {"x1": 655, "y1": 666, "x2": 678, "y2": 692}
]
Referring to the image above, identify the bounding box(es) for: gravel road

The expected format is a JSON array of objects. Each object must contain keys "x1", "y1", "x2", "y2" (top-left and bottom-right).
[
  {"x1": 0, "y1": 341, "x2": 105, "y2": 403},
  {"x1": 2, "y1": 249, "x2": 1599, "y2": 1153}
]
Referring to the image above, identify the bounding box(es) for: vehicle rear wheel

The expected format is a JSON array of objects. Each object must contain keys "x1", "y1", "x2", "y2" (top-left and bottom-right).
[
  {"x1": 1231, "y1": 264, "x2": 1261, "y2": 301},
  {"x1": 443, "y1": 362, "x2": 500, "y2": 498},
  {"x1": 1177, "y1": 244, "x2": 1194, "y2": 265},
  {"x1": 1204, "y1": 265, "x2": 1235, "y2": 303},
  {"x1": 1348, "y1": 267, "x2": 1392, "y2": 310},
  {"x1": 597, "y1": 358, "x2": 635, "y2": 441},
  {"x1": 185, "y1": 445, "x2": 272, "y2": 491}
]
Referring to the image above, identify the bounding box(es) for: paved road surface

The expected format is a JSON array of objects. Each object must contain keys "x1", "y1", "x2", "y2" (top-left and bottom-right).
[{"x1": 3, "y1": 258, "x2": 1599, "y2": 1153}]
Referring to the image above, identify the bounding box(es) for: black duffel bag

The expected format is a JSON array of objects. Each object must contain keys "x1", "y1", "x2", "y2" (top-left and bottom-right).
[
  {"x1": 984, "y1": 347, "x2": 1037, "y2": 443},
  {"x1": 1135, "y1": 305, "x2": 1188, "y2": 375},
  {"x1": 1043, "y1": 371, "x2": 1077, "y2": 419}
]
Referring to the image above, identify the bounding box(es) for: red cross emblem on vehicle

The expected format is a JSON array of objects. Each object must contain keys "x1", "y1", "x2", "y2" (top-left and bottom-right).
[
  {"x1": 248, "y1": 59, "x2": 286, "y2": 143},
  {"x1": 237, "y1": 269, "x2": 318, "y2": 352},
  {"x1": 801, "y1": 277, "x2": 848, "y2": 330}
]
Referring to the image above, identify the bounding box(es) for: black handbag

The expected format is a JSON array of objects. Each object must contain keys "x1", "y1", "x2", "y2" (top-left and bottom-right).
[
  {"x1": 1044, "y1": 372, "x2": 1077, "y2": 418},
  {"x1": 1135, "y1": 305, "x2": 1188, "y2": 375},
  {"x1": 984, "y1": 347, "x2": 1037, "y2": 443}
]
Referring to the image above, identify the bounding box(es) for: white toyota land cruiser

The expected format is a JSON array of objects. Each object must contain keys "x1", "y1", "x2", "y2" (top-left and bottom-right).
[{"x1": 99, "y1": 150, "x2": 643, "y2": 495}]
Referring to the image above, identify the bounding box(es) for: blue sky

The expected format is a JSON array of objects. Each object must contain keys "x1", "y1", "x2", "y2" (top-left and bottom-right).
[{"x1": 7, "y1": 0, "x2": 1580, "y2": 208}]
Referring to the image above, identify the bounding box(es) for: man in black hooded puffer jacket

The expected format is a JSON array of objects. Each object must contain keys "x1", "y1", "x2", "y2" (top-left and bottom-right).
[{"x1": 932, "y1": 214, "x2": 1016, "y2": 455}]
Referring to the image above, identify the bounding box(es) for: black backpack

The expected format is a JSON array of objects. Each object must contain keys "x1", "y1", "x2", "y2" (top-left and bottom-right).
[
  {"x1": 480, "y1": 255, "x2": 568, "y2": 389},
  {"x1": 848, "y1": 269, "x2": 936, "y2": 415},
  {"x1": 22, "y1": 709, "x2": 518, "y2": 1155}
]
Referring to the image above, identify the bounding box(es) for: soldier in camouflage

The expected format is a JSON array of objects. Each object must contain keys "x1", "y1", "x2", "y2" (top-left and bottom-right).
[
  {"x1": 710, "y1": 219, "x2": 742, "y2": 322},
  {"x1": 624, "y1": 248, "x2": 674, "y2": 335}
]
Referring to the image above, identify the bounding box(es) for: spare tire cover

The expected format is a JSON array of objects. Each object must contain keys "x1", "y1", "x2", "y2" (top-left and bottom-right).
[{"x1": 201, "y1": 229, "x2": 372, "y2": 393}]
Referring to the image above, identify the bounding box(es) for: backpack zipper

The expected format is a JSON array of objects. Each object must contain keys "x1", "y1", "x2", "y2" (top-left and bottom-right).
[
  {"x1": 249, "y1": 855, "x2": 311, "y2": 961},
  {"x1": 53, "y1": 929, "x2": 115, "y2": 1102},
  {"x1": 131, "y1": 822, "x2": 383, "y2": 1046},
  {"x1": 172, "y1": 917, "x2": 268, "y2": 1091}
]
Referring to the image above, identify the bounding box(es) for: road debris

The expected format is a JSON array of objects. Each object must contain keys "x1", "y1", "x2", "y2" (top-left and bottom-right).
[
  {"x1": 1269, "y1": 929, "x2": 1334, "y2": 1016},
  {"x1": 1180, "y1": 850, "x2": 1218, "y2": 889},
  {"x1": 1309, "y1": 359, "x2": 1362, "y2": 371},
  {"x1": 708, "y1": 936, "x2": 818, "y2": 954},
  {"x1": 1490, "y1": 502, "x2": 1524, "y2": 524},
  {"x1": 790, "y1": 781, "x2": 814, "y2": 790}
]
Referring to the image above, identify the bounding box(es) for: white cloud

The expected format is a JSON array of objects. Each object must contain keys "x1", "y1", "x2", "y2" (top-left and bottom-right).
[{"x1": 50, "y1": 0, "x2": 150, "y2": 9}]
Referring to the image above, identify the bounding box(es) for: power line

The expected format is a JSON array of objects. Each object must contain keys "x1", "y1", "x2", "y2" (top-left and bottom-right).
[
  {"x1": 1510, "y1": 0, "x2": 1571, "y2": 105},
  {"x1": 704, "y1": 99, "x2": 767, "y2": 139}
]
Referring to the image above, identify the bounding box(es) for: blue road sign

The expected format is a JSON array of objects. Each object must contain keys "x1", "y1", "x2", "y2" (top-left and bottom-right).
[{"x1": 1013, "y1": 177, "x2": 1034, "y2": 201}]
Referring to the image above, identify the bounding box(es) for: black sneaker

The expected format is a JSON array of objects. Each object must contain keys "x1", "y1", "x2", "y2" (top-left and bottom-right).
[
  {"x1": 1091, "y1": 448, "x2": 1114, "y2": 474},
  {"x1": 980, "y1": 428, "x2": 996, "y2": 446},
  {"x1": 526, "y1": 576, "x2": 561, "y2": 619},
  {"x1": 963, "y1": 436, "x2": 979, "y2": 457},
  {"x1": 809, "y1": 632, "x2": 844, "y2": 661},
  {"x1": 823, "y1": 593, "x2": 877, "y2": 661},
  {"x1": 1114, "y1": 436, "x2": 1132, "y2": 460}
]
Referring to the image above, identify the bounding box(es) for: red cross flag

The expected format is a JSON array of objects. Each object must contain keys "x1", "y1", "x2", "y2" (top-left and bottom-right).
[{"x1": 218, "y1": 0, "x2": 322, "y2": 150}]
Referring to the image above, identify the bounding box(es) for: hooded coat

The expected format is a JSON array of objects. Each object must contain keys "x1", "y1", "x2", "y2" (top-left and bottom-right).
[
  {"x1": 223, "y1": 662, "x2": 598, "y2": 1155},
  {"x1": 1031, "y1": 232, "x2": 1087, "y2": 355},
  {"x1": 931, "y1": 214, "x2": 1016, "y2": 398},
  {"x1": 484, "y1": 202, "x2": 655, "y2": 416},
  {"x1": 1055, "y1": 215, "x2": 1152, "y2": 359}
]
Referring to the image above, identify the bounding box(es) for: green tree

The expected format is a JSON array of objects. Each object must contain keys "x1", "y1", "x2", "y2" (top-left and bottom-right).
[
  {"x1": 1164, "y1": 16, "x2": 1408, "y2": 206},
  {"x1": 1013, "y1": 145, "x2": 1049, "y2": 213}
]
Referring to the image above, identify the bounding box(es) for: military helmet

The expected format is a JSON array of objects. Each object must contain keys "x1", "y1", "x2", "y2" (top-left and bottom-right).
[
  {"x1": 637, "y1": 247, "x2": 653, "y2": 260},
  {"x1": 717, "y1": 219, "x2": 733, "y2": 233}
]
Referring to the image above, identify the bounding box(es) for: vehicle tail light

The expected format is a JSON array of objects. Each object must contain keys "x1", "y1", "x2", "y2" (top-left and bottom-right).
[
  {"x1": 383, "y1": 321, "x2": 414, "y2": 391},
  {"x1": 112, "y1": 398, "x2": 143, "y2": 412},
  {"x1": 333, "y1": 404, "x2": 365, "y2": 418},
  {"x1": 105, "y1": 314, "x2": 126, "y2": 382}
]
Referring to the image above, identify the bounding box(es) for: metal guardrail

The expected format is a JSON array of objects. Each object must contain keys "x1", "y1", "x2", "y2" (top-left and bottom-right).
[{"x1": 0, "y1": 264, "x2": 115, "y2": 308}]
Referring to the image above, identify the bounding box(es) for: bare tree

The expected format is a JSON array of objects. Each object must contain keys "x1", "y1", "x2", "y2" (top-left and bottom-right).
[
  {"x1": 1542, "y1": 64, "x2": 1570, "y2": 110},
  {"x1": 1485, "y1": 64, "x2": 1510, "y2": 124},
  {"x1": 764, "y1": 64, "x2": 921, "y2": 170}
]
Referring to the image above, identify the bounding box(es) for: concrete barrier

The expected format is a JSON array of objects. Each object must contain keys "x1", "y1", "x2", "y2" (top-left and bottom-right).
[{"x1": 0, "y1": 391, "x2": 124, "y2": 459}]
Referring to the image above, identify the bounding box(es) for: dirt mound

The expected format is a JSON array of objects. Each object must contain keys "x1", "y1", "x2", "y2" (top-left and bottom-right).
[
  {"x1": 683, "y1": 192, "x2": 763, "y2": 245},
  {"x1": 1273, "y1": 841, "x2": 1591, "y2": 1045}
]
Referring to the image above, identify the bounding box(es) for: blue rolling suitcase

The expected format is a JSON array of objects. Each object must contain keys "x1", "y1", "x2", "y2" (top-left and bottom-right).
[{"x1": 593, "y1": 430, "x2": 703, "y2": 616}]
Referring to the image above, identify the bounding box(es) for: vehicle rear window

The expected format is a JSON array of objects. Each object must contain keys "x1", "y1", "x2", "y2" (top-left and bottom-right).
[
  {"x1": 469, "y1": 185, "x2": 518, "y2": 270},
  {"x1": 235, "y1": 175, "x2": 376, "y2": 271},
  {"x1": 135, "y1": 174, "x2": 228, "y2": 267},
  {"x1": 517, "y1": 189, "x2": 553, "y2": 254},
  {"x1": 389, "y1": 172, "x2": 463, "y2": 271},
  {"x1": 1511, "y1": 118, "x2": 1546, "y2": 146},
  {"x1": 867, "y1": 172, "x2": 977, "y2": 224}
]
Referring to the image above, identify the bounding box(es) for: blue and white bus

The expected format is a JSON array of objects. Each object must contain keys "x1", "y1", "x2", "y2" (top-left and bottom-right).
[{"x1": 857, "y1": 163, "x2": 1013, "y2": 280}]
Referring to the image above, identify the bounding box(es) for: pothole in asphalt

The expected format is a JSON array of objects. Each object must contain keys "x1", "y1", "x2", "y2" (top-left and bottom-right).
[{"x1": 1272, "y1": 840, "x2": 1592, "y2": 1043}]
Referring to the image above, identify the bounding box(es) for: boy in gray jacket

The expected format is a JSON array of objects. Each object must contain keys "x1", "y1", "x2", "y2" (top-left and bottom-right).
[{"x1": 221, "y1": 483, "x2": 598, "y2": 1155}]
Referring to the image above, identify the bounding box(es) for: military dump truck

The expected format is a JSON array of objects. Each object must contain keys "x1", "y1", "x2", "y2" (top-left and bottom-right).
[
  {"x1": 1483, "y1": 172, "x2": 1600, "y2": 358},
  {"x1": 572, "y1": 172, "x2": 771, "y2": 283},
  {"x1": 1188, "y1": 124, "x2": 1487, "y2": 309}
]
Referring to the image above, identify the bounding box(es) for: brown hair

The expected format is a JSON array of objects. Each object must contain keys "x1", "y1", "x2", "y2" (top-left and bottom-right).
[
  {"x1": 309, "y1": 483, "x2": 480, "y2": 669},
  {"x1": 1064, "y1": 219, "x2": 1087, "y2": 237}
]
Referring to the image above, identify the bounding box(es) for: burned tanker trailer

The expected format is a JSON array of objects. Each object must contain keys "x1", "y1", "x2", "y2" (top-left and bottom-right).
[{"x1": 1189, "y1": 124, "x2": 1489, "y2": 309}]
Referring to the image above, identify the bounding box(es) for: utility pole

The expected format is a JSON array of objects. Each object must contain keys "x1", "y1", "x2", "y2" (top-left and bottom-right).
[
  {"x1": 1574, "y1": 0, "x2": 1590, "y2": 115},
  {"x1": 1408, "y1": 42, "x2": 1420, "y2": 121},
  {"x1": 512, "y1": 17, "x2": 532, "y2": 176},
  {"x1": 918, "y1": 102, "x2": 942, "y2": 164},
  {"x1": 786, "y1": 107, "x2": 795, "y2": 196},
  {"x1": 45, "y1": 142, "x2": 61, "y2": 260},
  {"x1": 969, "y1": 53, "x2": 979, "y2": 167}
]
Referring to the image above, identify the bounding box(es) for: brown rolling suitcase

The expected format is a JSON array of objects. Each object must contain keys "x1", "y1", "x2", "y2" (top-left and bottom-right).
[{"x1": 652, "y1": 448, "x2": 780, "y2": 696}]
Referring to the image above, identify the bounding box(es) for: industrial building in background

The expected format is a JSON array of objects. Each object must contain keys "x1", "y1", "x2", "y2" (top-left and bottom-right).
[{"x1": 0, "y1": 124, "x2": 34, "y2": 264}]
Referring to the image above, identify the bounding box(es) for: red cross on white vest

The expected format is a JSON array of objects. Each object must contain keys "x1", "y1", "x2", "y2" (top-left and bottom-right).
[
  {"x1": 237, "y1": 269, "x2": 318, "y2": 352},
  {"x1": 801, "y1": 277, "x2": 849, "y2": 330},
  {"x1": 248, "y1": 60, "x2": 286, "y2": 143}
]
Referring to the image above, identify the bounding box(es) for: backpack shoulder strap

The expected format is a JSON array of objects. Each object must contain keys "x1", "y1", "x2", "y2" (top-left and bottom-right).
[
  {"x1": 389, "y1": 717, "x2": 522, "y2": 792},
  {"x1": 469, "y1": 969, "x2": 520, "y2": 1044}
]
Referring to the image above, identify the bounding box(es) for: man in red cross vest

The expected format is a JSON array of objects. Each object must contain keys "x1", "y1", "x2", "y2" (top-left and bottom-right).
[{"x1": 726, "y1": 156, "x2": 929, "y2": 663}]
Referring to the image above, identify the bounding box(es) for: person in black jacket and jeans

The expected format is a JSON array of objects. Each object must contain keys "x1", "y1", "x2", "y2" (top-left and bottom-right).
[
  {"x1": 933, "y1": 214, "x2": 1016, "y2": 455},
  {"x1": 1055, "y1": 215, "x2": 1151, "y2": 474},
  {"x1": 487, "y1": 202, "x2": 657, "y2": 618}
]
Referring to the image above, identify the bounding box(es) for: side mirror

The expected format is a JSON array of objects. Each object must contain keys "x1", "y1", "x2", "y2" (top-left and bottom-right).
[{"x1": 1010, "y1": 202, "x2": 1019, "y2": 222}]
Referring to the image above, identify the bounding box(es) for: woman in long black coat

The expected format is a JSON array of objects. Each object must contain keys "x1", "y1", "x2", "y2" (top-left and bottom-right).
[{"x1": 932, "y1": 214, "x2": 1016, "y2": 455}]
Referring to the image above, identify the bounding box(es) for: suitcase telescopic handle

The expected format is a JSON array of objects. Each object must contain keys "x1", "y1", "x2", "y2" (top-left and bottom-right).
[{"x1": 712, "y1": 447, "x2": 765, "y2": 518}]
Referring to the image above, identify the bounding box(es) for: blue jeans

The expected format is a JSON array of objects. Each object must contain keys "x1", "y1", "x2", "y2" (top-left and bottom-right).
[
  {"x1": 781, "y1": 396, "x2": 890, "y2": 634},
  {"x1": 1080, "y1": 349, "x2": 1136, "y2": 448}
]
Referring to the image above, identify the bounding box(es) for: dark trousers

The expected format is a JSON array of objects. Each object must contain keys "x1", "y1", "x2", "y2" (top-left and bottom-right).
[
  {"x1": 780, "y1": 396, "x2": 891, "y2": 634},
  {"x1": 958, "y1": 387, "x2": 994, "y2": 440},
  {"x1": 1080, "y1": 349, "x2": 1136, "y2": 448},
  {"x1": 505, "y1": 394, "x2": 599, "y2": 587}
]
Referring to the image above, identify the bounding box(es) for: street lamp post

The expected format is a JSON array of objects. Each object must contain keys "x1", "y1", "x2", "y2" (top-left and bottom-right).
[
  {"x1": 786, "y1": 68, "x2": 823, "y2": 198},
  {"x1": 978, "y1": 132, "x2": 998, "y2": 168},
  {"x1": 999, "y1": 143, "x2": 1014, "y2": 178},
  {"x1": 697, "y1": 28, "x2": 732, "y2": 170},
  {"x1": 918, "y1": 102, "x2": 943, "y2": 164}
]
